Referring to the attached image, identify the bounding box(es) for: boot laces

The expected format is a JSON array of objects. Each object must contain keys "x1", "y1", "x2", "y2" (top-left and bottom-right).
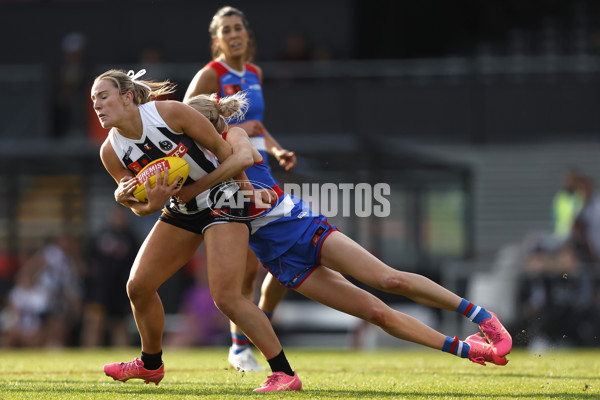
[{"x1": 119, "y1": 359, "x2": 141, "y2": 371}]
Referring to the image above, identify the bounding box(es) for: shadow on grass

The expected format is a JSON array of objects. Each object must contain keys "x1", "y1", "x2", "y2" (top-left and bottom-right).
[
  {"x1": 417, "y1": 370, "x2": 600, "y2": 381},
  {"x1": 0, "y1": 381, "x2": 597, "y2": 399}
]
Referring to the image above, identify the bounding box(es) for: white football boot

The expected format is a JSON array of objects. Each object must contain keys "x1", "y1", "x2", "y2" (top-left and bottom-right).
[{"x1": 228, "y1": 346, "x2": 265, "y2": 372}]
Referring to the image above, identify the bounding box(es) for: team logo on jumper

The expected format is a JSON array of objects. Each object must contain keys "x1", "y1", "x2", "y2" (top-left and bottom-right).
[
  {"x1": 207, "y1": 179, "x2": 276, "y2": 220},
  {"x1": 159, "y1": 140, "x2": 173, "y2": 151},
  {"x1": 223, "y1": 84, "x2": 242, "y2": 95}
]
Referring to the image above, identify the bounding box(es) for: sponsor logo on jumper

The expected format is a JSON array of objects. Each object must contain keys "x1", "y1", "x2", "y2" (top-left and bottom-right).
[
  {"x1": 167, "y1": 143, "x2": 188, "y2": 158},
  {"x1": 136, "y1": 159, "x2": 171, "y2": 185}
]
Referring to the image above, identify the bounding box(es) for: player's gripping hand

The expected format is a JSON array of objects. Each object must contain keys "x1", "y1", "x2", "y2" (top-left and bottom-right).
[
  {"x1": 145, "y1": 169, "x2": 182, "y2": 209},
  {"x1": 115, "y1": 176, "x2": 139, "y2": 205},
  {"x1": 253, "y1": 188, "x2": 278, "y2": 209}
]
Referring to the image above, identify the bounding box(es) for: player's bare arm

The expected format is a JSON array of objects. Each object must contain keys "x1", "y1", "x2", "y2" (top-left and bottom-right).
[
  {"x1": 157, "y1": 101, "x2": 254, "y2": 203},
  {"x1": 262, "y1": 126, "x2": 296, "y2": 170},
  {"x1": 183, "y1": 66, "x2": 219, "y2": 102}
]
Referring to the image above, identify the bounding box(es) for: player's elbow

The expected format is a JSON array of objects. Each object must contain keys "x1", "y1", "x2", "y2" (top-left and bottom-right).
[{"x1": 233, "y1": 150, "x2": 254, "y2": 171}]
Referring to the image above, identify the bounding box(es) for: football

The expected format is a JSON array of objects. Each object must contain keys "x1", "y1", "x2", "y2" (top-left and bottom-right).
[{"x1": 133, "y1": 157, "x2": 189, "y2": 202}]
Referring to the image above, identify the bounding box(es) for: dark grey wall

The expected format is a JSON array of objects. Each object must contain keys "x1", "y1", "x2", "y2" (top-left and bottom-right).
[{"x1": 1, "y1": 0, "x2": 355, "y2": 66}]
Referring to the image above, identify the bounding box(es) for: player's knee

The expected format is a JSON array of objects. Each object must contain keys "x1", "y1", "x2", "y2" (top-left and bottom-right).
[
  {"x1": 126, "y1": 278, "x2": 151, "y2": 302},
  {"x1": 211, "y1": 290, "x2": 241, "y2": 317},
  {"x1": 364, "y1": 305, "x2": 389, "y2": 327},
  {"x1": 379, "y1": 273, "x2": 411, "y2": 295}
]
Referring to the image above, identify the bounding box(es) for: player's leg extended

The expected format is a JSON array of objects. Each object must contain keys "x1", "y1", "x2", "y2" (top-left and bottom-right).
[
  {"x1": 319, "y1": 230, "x2": 511, "y2": 356},
  {"x1": 320, "y1": 231, "x2": 461, "y2": 310},
  {"x1": 296, "y1": 266, "x2": 447, "y2": 349},
  {"x1": 204, "y1": 223, "x2": 283, "y2": 359},
  {"x1": 295, "y1": 267, "x2": 506, "y2": 366}
]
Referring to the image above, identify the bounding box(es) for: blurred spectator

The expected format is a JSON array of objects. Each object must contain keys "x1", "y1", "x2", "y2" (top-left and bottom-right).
[
  {"x1": 572, "y1": 175, "x2": 600, "y2": 264},
  {"x1": 53, "y1": 32, "x2": 89, "y2": 138},
  {"x1": 528, "y1": 167, "x2": 583, "y2": 253},
  {"x1": 164, "y1": 247, "x2": 229, "y2": 347},
  {"x1": 1, "y1": 233, "x2": 85, "y2": 347},
  {"x1": 80, "y1": 207, "x2": 140, "y2": 347},
  {"x1": 518, "y1": 243, "x2": 597, "y2": 348},
  {"x1": 1, "y1": 264, "x2": 48, "y2": 347},
  {"x1": 552, "y1": 168, "x2": 584, "y2": 242}
]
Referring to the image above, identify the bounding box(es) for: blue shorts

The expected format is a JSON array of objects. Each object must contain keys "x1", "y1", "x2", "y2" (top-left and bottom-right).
[{"x1": 261, "y1": 215, "x2": 338, "y2": 289}]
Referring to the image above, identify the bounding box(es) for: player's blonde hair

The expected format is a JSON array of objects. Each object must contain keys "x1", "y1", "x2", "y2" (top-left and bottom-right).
[
  {"x1": 185, "y1": 91, "x2": 248, "y2": 134},
  {"x1": 94, "y1": 69, "x2": 177, "y2": 105},
  {"x1": 209, "y1": 6, "x2": 256, "y2": 62}
]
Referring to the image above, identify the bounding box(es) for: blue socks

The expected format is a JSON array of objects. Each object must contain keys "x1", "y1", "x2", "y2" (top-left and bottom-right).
[
  {"x1": 231, "y1": 332, "x2": 250, "y2": 355},
  {"x1": 456, "y1": 298, "x2": 491, "y2": 324},
  {"x1": 442, "y1": 336, "x2": 470, "y2": 358},
  {"x1": 231, "y1": 309, "x2": 273, "y2": 355}
]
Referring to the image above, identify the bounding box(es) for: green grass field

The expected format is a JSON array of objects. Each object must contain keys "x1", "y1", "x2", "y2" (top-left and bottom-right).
[{"x1": 0, "y1": 347, "x2": 598, "y2": 400}]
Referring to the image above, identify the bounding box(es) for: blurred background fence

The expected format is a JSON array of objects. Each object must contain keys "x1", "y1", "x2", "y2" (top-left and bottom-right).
[{"x1": 1, "y1": 0, "x2": 600, "y2": 349}]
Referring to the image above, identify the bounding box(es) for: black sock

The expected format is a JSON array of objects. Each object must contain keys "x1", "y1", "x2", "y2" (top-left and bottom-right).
[
  {"x1": 267, "y1": 350, "x2": 294, "y2": 376},
  {"x1": 141, "y1": 350, "x2": 163, "y2": 370}
]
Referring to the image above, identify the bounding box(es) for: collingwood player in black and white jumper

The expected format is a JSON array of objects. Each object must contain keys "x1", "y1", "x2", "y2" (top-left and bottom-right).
[{"x1": 91, "y1": 69, "x2": 300, "y2": 391}]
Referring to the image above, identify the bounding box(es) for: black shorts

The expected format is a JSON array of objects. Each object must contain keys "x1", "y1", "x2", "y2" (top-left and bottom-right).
[{"x1": 159, "y1": 204, "x2": 251, "y2": 235}]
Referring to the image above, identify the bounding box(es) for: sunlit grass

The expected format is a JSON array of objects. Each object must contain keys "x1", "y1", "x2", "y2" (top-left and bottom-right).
[{"x1": 0, "y1": 347, "x2": 598, "y2": 399}]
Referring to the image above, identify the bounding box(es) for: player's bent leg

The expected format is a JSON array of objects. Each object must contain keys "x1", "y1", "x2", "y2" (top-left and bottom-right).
[
  {"x1": 204, "y1": 222, "x2": 283, "y2": 360},
  {"x1": 228, "y1": 247, "x2": 265, "y2": 372},
  {"x1": 127, "y1": 220, "x2": 203, "y2": 354},
  {"x1": 320, "y1": 231, "x2": 462, "y2": 311},
  {"x1": 104, "y1": 221, "x2": 203, "y2": 383},
  {"x1": 259, "y1": 272, "x2": 288, "y2": 314}
]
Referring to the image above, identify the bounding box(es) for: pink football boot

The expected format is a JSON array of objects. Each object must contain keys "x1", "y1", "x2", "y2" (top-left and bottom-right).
[
  {"x1": 479, "y1": 312, "x2": 513, "y2": 357},
  {"x1": 464, "y1": 333, "x2": 508, "y2": 366},
  {"x1": 103, "y1": 358, "x2": 164, "y2": 385},
  {"x1": 253, "y1": 371, "x2": 302, "y2": 392}
]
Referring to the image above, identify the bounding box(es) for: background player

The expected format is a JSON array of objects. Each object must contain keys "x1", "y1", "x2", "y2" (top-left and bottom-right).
[{"x1": 184, "y1": 6, "x2": 294, "y2": 372}]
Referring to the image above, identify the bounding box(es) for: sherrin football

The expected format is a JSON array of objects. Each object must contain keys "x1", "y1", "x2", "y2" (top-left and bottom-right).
[{"x1": 133, "y1": 157, "x2": 189, "y2": 202}]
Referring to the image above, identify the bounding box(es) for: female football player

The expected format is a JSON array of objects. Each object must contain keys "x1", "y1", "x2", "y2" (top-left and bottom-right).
[
  {"x1": 184, "y1": 92, "x2": 514, "y2": 369},
  {"x1": 92, "y1": 69, "x2": 301, "y2": 392}
]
